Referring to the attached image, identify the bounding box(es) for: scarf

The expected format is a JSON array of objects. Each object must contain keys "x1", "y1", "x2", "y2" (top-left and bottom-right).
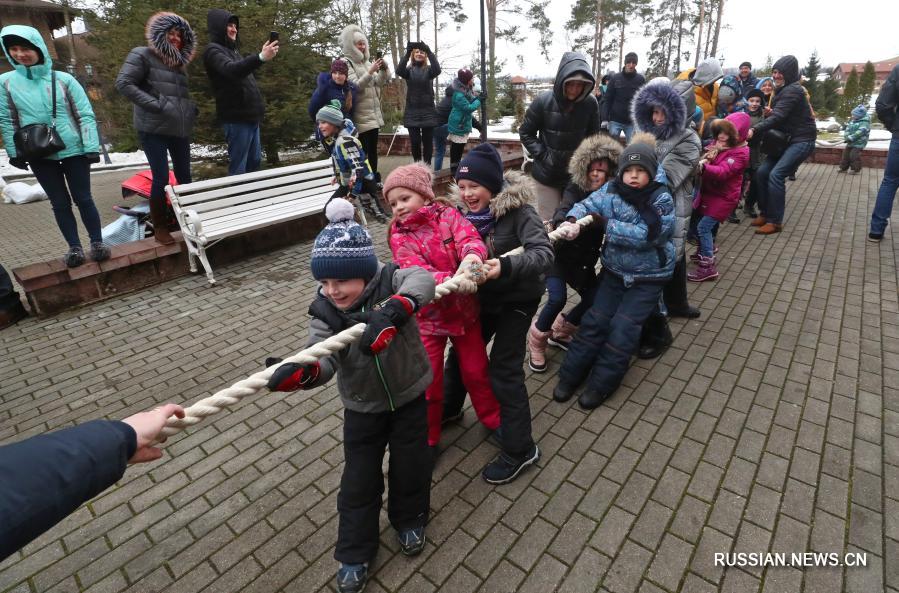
[
  {"x1": 613, "y1": 180, "x2": 664, "y2": 242},
  {"x1": 464, "y1": 207, "x2": 495, "y2": 239}
]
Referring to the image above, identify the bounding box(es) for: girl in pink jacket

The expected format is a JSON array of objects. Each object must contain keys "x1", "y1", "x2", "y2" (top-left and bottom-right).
[
  {"x1": 384, "y1": 163, "x2": 501, "y2": 449},
  {"x1": 688, "y1": 112, "x2": 750, "y2": 282}
]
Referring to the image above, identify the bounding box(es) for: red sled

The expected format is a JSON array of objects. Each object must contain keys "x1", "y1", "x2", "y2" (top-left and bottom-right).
[{"x1": 120, "y1": 169, "x2": 179, "y2": 203}]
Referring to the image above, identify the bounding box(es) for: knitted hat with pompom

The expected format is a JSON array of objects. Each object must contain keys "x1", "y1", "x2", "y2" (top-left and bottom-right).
[
  {"x1": 383, "y1": 162, "x2": 435, "y2": 202},
  {"x1": 311, "y1": 198, "x2": 378, "y2": 280}
]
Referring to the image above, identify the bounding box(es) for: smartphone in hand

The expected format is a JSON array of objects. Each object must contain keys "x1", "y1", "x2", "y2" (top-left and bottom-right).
[{"x1": 269, "y1": 31, "x2": 279, "y2": 43}]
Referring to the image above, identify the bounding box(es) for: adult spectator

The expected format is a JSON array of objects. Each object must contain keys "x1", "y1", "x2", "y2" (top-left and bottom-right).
[
  {"x1": 869, "y1": 62, "x2": 899, "y2": 242},
  {"x1": 396, "y1": 41, "x2": 441, "y2": 165},
  {"x1": 594, "y1": 73, "x2": 610, "y2": 125},
  {"x1": 1, "y1": 404, "x2": 185, "y2": 560},
  {"x1": 677, "y1": 57, "x2": 724, "y2": 125},
  {"x1": 601, "y1": 52, "x2": 644, "y2": 142},
  {"x1": 116, "y1": 12, "x2": 198, "y2": 245},
  {"x1": 338, "y1": 25, "x2": 390, "y2": 183},
  {"x1": 737, "y1": 61, "x2": 757, "y2": 97},
  {"x1": 308, "y1": 59, "x2": 358, "y2": 121},
  {"x1": 747, "y1": 55, "x2": 816, "y2": 235},
  {"x1": 433, "y1": 85, "x2": 452, "y2": 171},
  {"x1": 0, "y1": 264, "x2": 27, "y2": 329},
  {"x1": 0, "y1": 25, "x2": 109, "y2": 267},
  {"x1": 631, "y1": 79, "x2": 703, "y2": 357},
  {"x1": 203, "y1": 9, "x2": 279, "y2": 176},
  {"x1": 519, "y1": 51, "x2": 599, "y2": 221}
]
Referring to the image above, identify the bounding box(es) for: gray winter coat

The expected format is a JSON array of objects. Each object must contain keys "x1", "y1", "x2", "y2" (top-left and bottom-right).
[
  {"x1": 306, "y1": 262, "x2": 435, "y2": 414},
  {"x1": 116, "y1": 12, "x2": 198, "y2": 138},
  {"x1": 633, "y1": 80, "x2": 701, "y2": 258},
  {"x1": 451, "y1": 171, "x2": 553, "y2": 304},
  {"x1": 519, "y1": 52, "x2": 600, "y2": 188}
]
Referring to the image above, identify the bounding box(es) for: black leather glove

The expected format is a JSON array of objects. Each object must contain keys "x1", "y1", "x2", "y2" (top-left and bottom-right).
[
  {"x1": 348, "y1": 295, "x2": 417, "y2": 355},
  {"x1": 419, "y1": 42, "x2": 431, "y2": 54},
  {"x1": 405, "y1": 42, "x2": 415, "y2": 53},
  {"x1": 264, "y1": 357, "x2": 321, "y2": 391},
  {"x1": 9, "y1": 157, "x2": 27, "y2": 170},
  {"x1": 85, "y1": 152, "x2": 101, "y2": 164}
]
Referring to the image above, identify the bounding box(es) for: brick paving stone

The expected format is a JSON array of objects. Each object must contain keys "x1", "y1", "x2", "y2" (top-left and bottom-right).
[{"x1": 0, "y1": 164, "x2": 892, "y2": 593}]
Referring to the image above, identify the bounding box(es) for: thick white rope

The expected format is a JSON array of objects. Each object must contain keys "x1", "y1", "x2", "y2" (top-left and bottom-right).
[{"x1": 158, "y1": 214, "x2": 596, "y2": 439}]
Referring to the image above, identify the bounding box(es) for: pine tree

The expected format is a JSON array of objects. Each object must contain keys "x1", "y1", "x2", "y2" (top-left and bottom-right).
[
  {"x1": 818, "y1": 76, "x2": 841, "y2": 119},
  {"x1": 838, "y1": 67, "x2": 860, "y2": 122},
  {"x1": 804, "y1": 52, "x2": 823, "y2": 112},
  {"x1": 858, "y1": 61, "x2": 876, "y2": 106},
  {"x1": 757, "y1": 55, "x2": 773, "y2": 77}
]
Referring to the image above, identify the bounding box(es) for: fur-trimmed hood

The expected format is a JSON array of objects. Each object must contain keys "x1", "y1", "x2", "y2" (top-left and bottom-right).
[
  {"x1": 632, "y1": 81, "x2": 688, "y2": 141},
  {"x1": 567, "y1": 134, "x2": 623, "y2": 191},
  {"x1": 338, "y1": 24, "x2": 369, "y2": 64},
  {"x1": 146, "y1": 12, "x2": 196, "y2": 68},
  {"x1": 448, "y1": 170, "x2": 536, "y2": 219}
]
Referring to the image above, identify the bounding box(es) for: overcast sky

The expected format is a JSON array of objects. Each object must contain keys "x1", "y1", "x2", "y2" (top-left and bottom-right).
[{"x1": 434, "y1": 0, "x2": 899, "y2": 79}]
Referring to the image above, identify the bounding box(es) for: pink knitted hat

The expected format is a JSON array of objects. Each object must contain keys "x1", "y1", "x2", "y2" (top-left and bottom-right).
[{"x1": 382, "y1": 162, "x2": 435, "y2": 201}]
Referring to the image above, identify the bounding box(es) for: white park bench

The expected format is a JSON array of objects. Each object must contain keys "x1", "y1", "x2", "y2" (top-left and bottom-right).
[{"x1": 166, "y1": 159, "x2": 342, "y2": 285}]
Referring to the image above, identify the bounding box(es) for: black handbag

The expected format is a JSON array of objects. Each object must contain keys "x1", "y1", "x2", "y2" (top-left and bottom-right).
[
  {"x1": 760, "y1": 128, "x2": 790, "y2": 159},
  {"x1": 12, "y1": 70, "x2": 66, "y2": 161}
]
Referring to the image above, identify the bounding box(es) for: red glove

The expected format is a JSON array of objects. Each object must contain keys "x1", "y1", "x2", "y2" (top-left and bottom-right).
[
  {"x1": 349, "y1": 295, "x2": 417, "y2": 355},
  {"x1": 265, "y1": 357, "x2": 321, "y2": 391}
]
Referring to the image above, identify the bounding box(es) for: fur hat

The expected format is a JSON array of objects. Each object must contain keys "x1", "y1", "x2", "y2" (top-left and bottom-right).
[
  {"x1": 618, "y1": 133, "x2": 658, "y2": 180},
  {"x1": 631, "y1": 81, "x2": 688, "y2": 140},
  {"x1": 851, "y1": 105, "x2": 867, "y2": 119},
  {"x1": 383, "y1": 163, "x2": 435, "y2": 202},
  {"x1": 455, "y1": 143, "x2": 504, "y2": 195},
  {"x1": 316, "y1": 100, "x2": 345, "y2": 127},
  {"x1": 330, "y1": 59, "x2": 349, "y2": 75},
  {"x1": 145, "y1": 12, "x2": 196, "y2": 68},
  {"x1": 457, "y1": 68, "x2": 474, "y2": 85},
  {"x1": 311, "y1": 199, "x2": 378, "y2": 280}
]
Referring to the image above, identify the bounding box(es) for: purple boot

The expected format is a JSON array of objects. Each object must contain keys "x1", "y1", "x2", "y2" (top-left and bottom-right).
[{"x1": 687, "y1": 255, "x2": 719, "y2": 282}]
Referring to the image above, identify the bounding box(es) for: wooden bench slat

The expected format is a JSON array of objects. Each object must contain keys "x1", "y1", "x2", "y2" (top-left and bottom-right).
[
  {"x1": 168, "y1": 159, "x2": 332, "y2": 195},
  {"x1": 197, "y1": 192, "x2": 330, "y2": 231},
  {"x1": 199, "y1": 200, "x2": 329, "y2": 240},
  {"x1": 173, "y1": 169, "x2": 332, "y2": 206},
  {"x1": 185, "y1": 179, "x2": 333, "y2": 215}
]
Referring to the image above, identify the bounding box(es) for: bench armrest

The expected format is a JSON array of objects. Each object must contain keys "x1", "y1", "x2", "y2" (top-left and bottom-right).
[{"x1": 184, "y1": 209, "x2": 204, "y2": 239}]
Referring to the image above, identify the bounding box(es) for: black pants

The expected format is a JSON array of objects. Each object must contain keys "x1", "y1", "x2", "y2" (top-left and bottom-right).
[
  {"x1": 408, "y1": 127, "x2": 434, "y2": 165},
  {"x1": 358, "y1": 128, "x2": 380, "y2": 178},
  {"x1": 0, "y1": 264, "x2": 20, "y2": 312},
  {"x1": 29, "y1": 156, "x2": 103, "y2": 247},
  {"x1": 662, "y1": 252, "x2": 690, "y2": 310},
  {"x1": 139, "y1": 132, "x2": 192, "y2": 204},
  {"x1": 336, "y1": 394, "x2": 431, "y2": 564},
  {"x1": 449, "y1": 142, "x2": 466, "y2": 176},
  {"x1": 444, "y1": 300, "x2": 538, "y2": 457}
]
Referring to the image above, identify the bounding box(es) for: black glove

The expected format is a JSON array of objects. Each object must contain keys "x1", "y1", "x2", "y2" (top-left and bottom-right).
[
  {"x1": 419, "y1": 42, "x2": 431, "y2": 54},
  {"x1": 348, "y1": 295, "x2": 417, "y2": 355},
  {"x1": 85, "y1": 152, "x2": 101, "y2": 164},
  {"x1": 405, "y1": 42, "x2": 415, "y2": 53},
  {"x1": 9, "y1": 157, "x2": 27, "y2": 170},
  {"x1": 265, "y1": 357, "x2": 321, "y2": 391}
]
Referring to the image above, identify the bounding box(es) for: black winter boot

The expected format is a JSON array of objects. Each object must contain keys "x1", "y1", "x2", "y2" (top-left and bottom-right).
[{"x1": 637, "y1": 313, "x2": 673, "y2": 359}]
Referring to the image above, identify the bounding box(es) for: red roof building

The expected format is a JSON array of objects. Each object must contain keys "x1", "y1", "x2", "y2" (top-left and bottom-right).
[{"x1": 831, "y1": 56, "x2": 899, "y2": 92}]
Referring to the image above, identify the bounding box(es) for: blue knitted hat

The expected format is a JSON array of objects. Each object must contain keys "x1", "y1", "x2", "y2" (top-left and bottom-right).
[
  {"x1": 311, "y1": 199, "x2": 378, "y2": 280},
  {"x1": 455, "y1": 143, "x2": 504, "y2": 194},
  {"x1": 851, "y1": 105, "x2": 867, "y2": 119}
]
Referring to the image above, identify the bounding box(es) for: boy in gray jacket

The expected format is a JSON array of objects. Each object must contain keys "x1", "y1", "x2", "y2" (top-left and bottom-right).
[{"x1": 266, "y1": 198, "x2": 435, "y2": 593}]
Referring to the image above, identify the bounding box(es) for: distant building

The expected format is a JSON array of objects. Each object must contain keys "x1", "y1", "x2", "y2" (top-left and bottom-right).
[
  {"x1": 831, "y1": 56, "x2": 899, "y2": 92},
  {"x1": 0, "y1": 0, "x2": 73, "y2": 74}
]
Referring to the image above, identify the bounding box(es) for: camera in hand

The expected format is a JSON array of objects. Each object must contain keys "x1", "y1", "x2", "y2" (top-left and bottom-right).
[{"x1": 269, "y1": 31, "x2": 279, "y2": 43}]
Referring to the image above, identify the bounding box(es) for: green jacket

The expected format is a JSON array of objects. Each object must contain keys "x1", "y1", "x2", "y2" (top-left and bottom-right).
[
  {"x1": 447, "y1": 78, "x2": 480, "y2": 136},
  {"x1": 844, "y1": 114, "x2": 870, "y2": 149},
  {"x1": 0, "y1": 25, "x2": 99, "y2": 160}
]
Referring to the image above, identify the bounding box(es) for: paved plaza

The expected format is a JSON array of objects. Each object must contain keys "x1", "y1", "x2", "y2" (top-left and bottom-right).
[{"x1": 1, "y1": 162, "x2": 897, "y2": 593}]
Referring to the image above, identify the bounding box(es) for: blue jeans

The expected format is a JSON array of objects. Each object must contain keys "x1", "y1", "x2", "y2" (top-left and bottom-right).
[
  {"x1": 432, "y1": 124, "x2": 448, "y2": 171},
  {"x1": 608, "y1": 121, "x2": 634, "y2": 143},
  {"x1": 696, "y1": 216, "x2": 719, "y2": 257},
  {"x1": 139, "y1": 132, "x2": 192, "y2": 204},
  {"x1": 223, "y1": 122, "x2": 262, "y2": 175},
  {"x1": 871, "y1": 135, "x2": 899, "y2": 235},
  {"x1": 755, "y1": 140, "x2": 815, "y2": 224},
  {"x1": 535, "y1": 275, "x2": 598, "y2": 331},
  {"x1": 29, "y1": 156, "x2": 102, "y2": 247},
  {"x1": 559, "y1": 272, "x2": 663, "y2": 395}
]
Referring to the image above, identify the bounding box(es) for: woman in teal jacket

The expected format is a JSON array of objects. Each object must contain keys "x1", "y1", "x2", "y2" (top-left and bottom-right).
[
  {"x1": 447, "y1": 68, "x2": 481, "y2": 175},
  {"x1": 0, "y1": 25, "x2": 107, "y2": 267}
]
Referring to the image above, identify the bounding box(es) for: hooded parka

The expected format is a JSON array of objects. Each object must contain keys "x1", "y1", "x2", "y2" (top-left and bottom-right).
[
  {"x1": 519, "y1": 52, "x2": 600, "y2": 188},
  {"x1": 202, "y1": 9, "x2": 265, "y2": 124},
  {"x1": 337, "y1": 25, "x2": 389, "y2": 134},
  {"x1": 0, "y1": 25, "x2": 99, "y2": 160},
  {"x1": 115, "y1": 12, "x2": 198, "y2": 138}
]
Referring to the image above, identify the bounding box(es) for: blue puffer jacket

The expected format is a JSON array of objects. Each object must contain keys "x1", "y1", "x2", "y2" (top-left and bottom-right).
[
  {"x1": 0, "y1": 25, "x2": 99, "y2": 160},
  {"x1": 308, "y1": 71, "x2": 358, "y2": 121},
  {"x1": 567, "y1": 170, "x2": 676, "y2": 285}
]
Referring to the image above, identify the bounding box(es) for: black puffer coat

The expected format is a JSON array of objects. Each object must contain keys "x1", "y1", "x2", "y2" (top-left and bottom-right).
[
  {"x1": 519, "y1": 52, "x2": 600, "y2": 188},
  {"x1": 602, "y1": 70, "x2": 645, "y2": 125},
  {"x1": 752, "y1": 56, "x2": 816, "y2": 144},
  {"x1": 396, "y1": 49, "x2": 440, "y2": 128},
  {"x1": 202, "y1": 9, "x2": 265, "y2": 124},
  {"x1": 116, "y1": 12, "x2": 198, "y2": 138},
  {"x1": 876, "y1": 64, "x2": 899, "y2": 134}
]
